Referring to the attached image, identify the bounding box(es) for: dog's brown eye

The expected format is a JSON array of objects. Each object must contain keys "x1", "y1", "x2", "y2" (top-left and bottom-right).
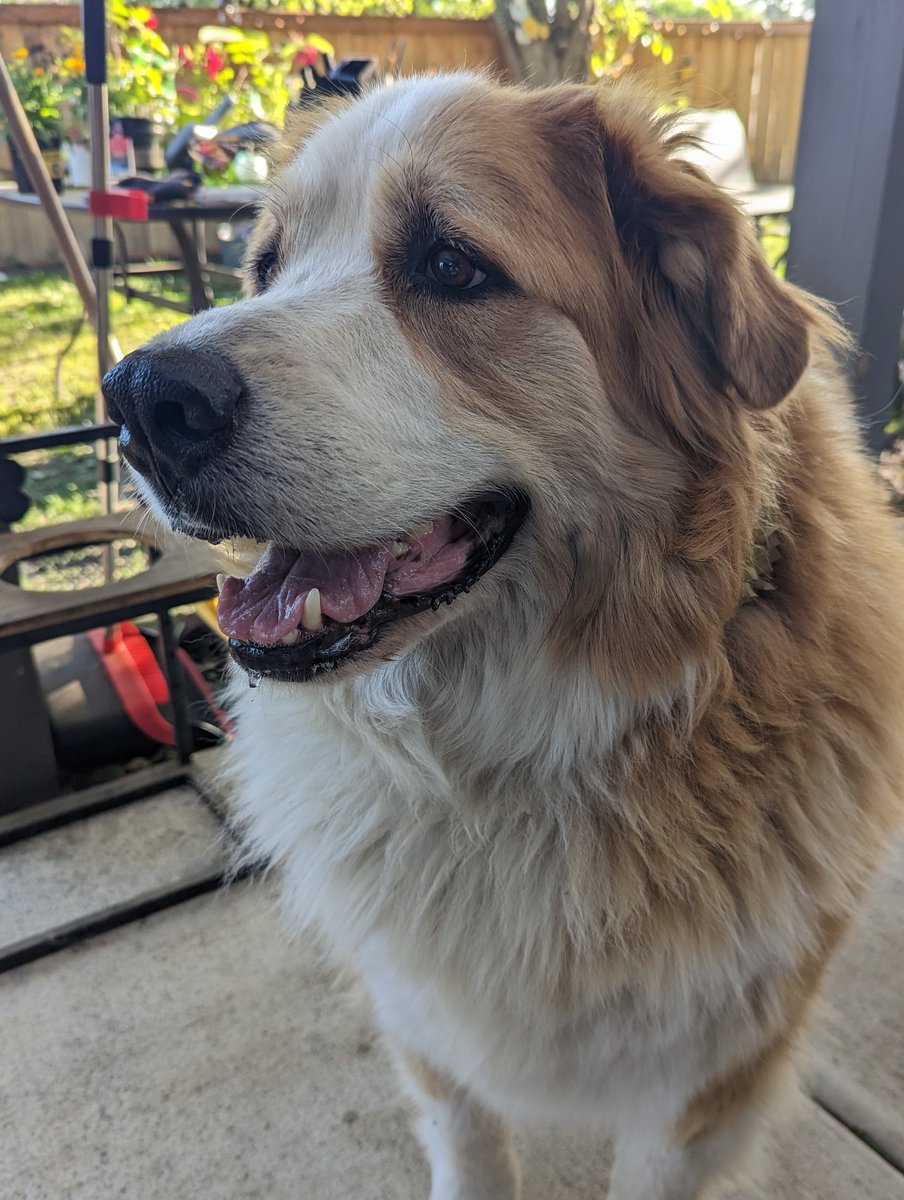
[{"x1": 426, "y1": 245, "x2": 486, "y2": 291}]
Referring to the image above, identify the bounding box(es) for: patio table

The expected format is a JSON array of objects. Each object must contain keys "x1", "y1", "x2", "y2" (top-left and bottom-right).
[{"x1": 0, "y1": 181, "x2": 264, "y2": 313}]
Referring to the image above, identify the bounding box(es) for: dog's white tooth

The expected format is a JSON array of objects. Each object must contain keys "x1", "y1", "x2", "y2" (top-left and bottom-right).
[
  {"x1": 216, "y1": 573, "x2": 226, "y2": 593},
  {"x1": 301, "y1": 587, "x2": 322, "y2": 631},
  {"x1": 409, "y1": 521, "x2": 434, "y2": 540},
  {"x1": 280, "y1": 629, "x2": 301, "y2": 646},
  {"x1": 391, "y1": 540, "x2": 410, "y2": 558}
]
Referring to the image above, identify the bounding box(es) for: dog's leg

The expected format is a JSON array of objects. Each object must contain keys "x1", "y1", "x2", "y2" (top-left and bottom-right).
[
  {"x1": 607, "y1": 1116, "x2": 758, "y2": 1200},
  {"x1": 396, "y1": 1051, "x2": 521, "y2": 1200},
  {"x1": 607, "y1": 1047, "x2": 791, "y2": 1200}
]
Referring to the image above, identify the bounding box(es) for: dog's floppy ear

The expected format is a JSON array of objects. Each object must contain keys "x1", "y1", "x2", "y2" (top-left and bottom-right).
[{"x1": 568, "y1": 87, "x2": 813, "y2": 412}]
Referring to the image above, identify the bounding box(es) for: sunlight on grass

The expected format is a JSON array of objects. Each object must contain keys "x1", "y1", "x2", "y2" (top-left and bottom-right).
[
  {"x1": 0, "y1": 270, "x2": 241, "y2": 437},
  {"x1": 18, "y1": 538, "x2": 152, "y2": 592},
  {"x1": 15, "y1": 444, "x2": 101, "y2": 529},
  {"x1": 0, "y1": 271, "x2": 201, "y2": 439}
]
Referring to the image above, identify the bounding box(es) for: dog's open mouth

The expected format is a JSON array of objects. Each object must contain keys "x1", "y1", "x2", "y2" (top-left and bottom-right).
[{"x1": 217, "y1": 491, "x2": 528, "y2": 681}]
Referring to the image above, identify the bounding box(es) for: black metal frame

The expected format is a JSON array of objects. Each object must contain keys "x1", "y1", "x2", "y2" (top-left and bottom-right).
[
  {"x1": 0, "y1": 422, "x2": 119, "y2": 458},
  {"x1": 0, "y1": 858, "x2": 235, "y2": 975},
  {"x1": 0, "y1": 419, "x2": 241, "y2": 968},
  {"x1": 0, "y1": 0, "x2": 245, "y2": 971},
  {"x1": 112, "y1": 216, "x2": 244, "y2": 315},
  {"x1": 0, "y1": 422, "x2": 217, "y2": 820},
  {"x1": 0, "y1": 759, "x2": 188, "y2": 847},
  {"x1": 0, "y1": 760, "x2": 257, "y2": 975}
]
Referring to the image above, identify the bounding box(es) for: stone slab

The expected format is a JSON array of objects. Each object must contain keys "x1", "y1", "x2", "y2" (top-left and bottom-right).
[
  {"x1": 1, "y1": 882, "x2": 901, "y2": 1200},
  {"x1": 814, "y1": 834, "x2": 904, "y2": 1123}
]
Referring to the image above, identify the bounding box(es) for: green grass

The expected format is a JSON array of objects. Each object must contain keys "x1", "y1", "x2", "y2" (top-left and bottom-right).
[
  {"x1": 0, "y1": 268, "x2": 240, "y2": 531},
  {"x1": 0, "y1": 269, "x2": 238, "y2": 439}
]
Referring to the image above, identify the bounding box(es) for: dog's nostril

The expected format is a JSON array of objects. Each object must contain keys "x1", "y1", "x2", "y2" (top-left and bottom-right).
[{"x1": 154, "y1": 399, "x2": 216, "y2": 444}]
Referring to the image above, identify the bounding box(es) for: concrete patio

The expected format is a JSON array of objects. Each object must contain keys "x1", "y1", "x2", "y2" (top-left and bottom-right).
[{"x1": 1, "y1": 758, "x2": 902, "y2": 1200}]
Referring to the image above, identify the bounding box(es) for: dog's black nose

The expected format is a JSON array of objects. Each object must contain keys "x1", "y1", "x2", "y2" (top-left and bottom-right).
[{"x1": 102, "y1": 347, "x2": 243, "y2": 478}]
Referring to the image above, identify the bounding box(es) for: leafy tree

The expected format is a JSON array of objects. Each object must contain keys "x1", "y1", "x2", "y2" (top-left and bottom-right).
[{"x1": 493, "y1": 0, "x2": 676, "y2": 85}]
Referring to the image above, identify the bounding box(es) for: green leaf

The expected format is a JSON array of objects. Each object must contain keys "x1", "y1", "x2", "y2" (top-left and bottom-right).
[
  {"x1": 304, "y1": 33, "x2": 336, "y2": 55},
  {"x1": 197, "y1": 26, "x2": 247, "y2": 45}
]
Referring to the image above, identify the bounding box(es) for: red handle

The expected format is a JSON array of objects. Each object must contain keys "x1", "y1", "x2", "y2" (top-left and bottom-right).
[{"x1": 89, "y1": 189, "x2": 149, "y2": 221}]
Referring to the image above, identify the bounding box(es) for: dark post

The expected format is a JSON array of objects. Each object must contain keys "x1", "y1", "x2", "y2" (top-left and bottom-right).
[{"x1": 786, "y1": 0, "x2": 904, "y2": 455}]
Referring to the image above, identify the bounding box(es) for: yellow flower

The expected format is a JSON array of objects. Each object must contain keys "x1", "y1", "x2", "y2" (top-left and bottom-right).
[
  {"x1": 64, "y1": 56, "x2": 85, "y2": 72},
  {"x1": 14, "y1": 47, "x2": 29, "y2": 58},
  {"x1": 520, "y1": 16, "x2": 551, "y2": 41}
]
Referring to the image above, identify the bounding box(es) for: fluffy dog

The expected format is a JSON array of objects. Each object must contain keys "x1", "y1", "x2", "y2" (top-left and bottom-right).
[{"x1": 103, "y1": 75, "x2": 904, "y2": 1199}]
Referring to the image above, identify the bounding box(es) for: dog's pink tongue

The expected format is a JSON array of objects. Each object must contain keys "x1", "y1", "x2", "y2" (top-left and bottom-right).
[{"x1": 217, "y1": 543, "x2": 390, "y2": 644}]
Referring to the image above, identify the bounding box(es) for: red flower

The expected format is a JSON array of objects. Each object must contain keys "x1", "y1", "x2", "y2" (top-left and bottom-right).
[
  {"x1": 144, "y1": 13, "x2": 158, "y2": 30},
  {"x1": 293, "y1": 44, "x2": 319, "y2": 69},
  {"x1": 177, "y1": 43, "x2": 193, "y2": 66},
  {"x1": 205, "y1": 46, "x2": 226, "y2": 80}
]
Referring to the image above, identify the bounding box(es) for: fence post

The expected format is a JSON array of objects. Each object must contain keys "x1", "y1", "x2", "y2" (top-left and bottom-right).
[{"x1": 786, "y1": 0, "x2": 904, "y2": 455}]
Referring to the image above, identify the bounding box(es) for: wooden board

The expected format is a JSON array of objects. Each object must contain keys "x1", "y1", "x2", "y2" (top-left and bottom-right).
[{"x1": 0, "y1": 510, "x2": 221, "y2": 643}]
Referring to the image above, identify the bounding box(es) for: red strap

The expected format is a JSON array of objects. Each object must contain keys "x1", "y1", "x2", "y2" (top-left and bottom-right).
[
  {"x1": 89, "y1": 623, "x2": 175, "y2": 746},
  {"x1": 89, "y1": 189, "x2": 149, "y2": 221},
  {"x1": 176, "y1": 646, "x2": 235, "y2": 738}
]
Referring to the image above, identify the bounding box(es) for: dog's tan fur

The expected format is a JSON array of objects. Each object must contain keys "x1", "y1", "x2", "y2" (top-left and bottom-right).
[{"x1": 131, "y1": 75, "x2": 904, "y2": 1198}]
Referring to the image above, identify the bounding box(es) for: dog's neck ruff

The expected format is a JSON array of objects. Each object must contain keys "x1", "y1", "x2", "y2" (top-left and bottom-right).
[{"x1": 741, "y1": 522, "x2": 782, "y2": 604}]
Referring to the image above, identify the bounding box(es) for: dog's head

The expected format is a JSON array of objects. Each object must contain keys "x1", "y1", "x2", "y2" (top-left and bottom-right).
[{"x1": 103, "y1": 75, "x2": 816, "y2": 688}]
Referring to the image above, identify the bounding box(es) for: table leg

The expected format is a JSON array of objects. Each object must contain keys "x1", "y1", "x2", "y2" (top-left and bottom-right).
[
  {"x1": 168, "y1": 217, "x2": 215, "y2": 312},
  {"x1": 113, "y1": 221, "x2": 132, "y2": 304},
  {"x1": 157, "y1": 609, "x2": 195, "y2": 766},
  {"x1": 0, "y1": 646, "x2": 59, "y2": 811}
]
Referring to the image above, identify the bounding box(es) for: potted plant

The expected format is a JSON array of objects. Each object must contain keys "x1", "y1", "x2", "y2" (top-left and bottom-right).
[
  {"x1": 1, "y1": 45, "x2": 67, "y2": 193},
  {"x1": 172, "y1": 28, "x2": 333, "y2": 183},
  {"x1": 55, "y1": 37, "x2": 92, "y2": 187},
  {"x1": 106, "y1": 0, "x2": 178, "y2": 172}
]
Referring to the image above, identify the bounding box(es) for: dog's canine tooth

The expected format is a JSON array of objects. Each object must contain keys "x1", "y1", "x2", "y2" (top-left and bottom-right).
[
  {"x1": 280, "y1": 629, "x2": 301, "y2": 646},
  {"x1": 391, "y1": 540, "x2": 410, "y2": 558},
  {"x1": 216, "y1": 572, "x2": 226, "y2": 593},
  {"x1": 409, "y1": 521, "x2": 433, "y2": 540},
  {"x1": 301, "y1": 587, "x2": 322, "y2": 631}
]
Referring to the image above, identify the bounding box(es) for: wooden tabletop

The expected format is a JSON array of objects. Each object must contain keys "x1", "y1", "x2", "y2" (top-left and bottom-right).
[
  {"x1": 0, "y1": 182, "x2": 264, "y2": 224},
  {"x1": 0, "y1": 510, "x2": 222, "y2": 645}
]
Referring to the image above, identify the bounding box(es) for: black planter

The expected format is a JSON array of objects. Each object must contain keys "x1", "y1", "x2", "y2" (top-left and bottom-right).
[
  {"x1": 112, "y1": 116, "x2": 166, "y2": 173},
  {"x1": 8, "y1": 133, "x2": 64, "y2": 194}
]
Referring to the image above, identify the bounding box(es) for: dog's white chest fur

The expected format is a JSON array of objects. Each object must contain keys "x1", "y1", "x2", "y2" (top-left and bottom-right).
[{"x1": 227, "y1": 662, "x2": 788, "y2": 1137}]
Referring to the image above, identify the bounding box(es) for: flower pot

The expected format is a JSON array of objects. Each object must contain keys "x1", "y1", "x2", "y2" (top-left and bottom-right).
[
  {"x1": 63, "y1": 141, "x2": 92, "y2": 188},
  {"x1": 7, "y1": 133, "x2": 64, "y2": 194},
  {"x1": 112, "y1": 116, "x2": 166, "y2": 173}
]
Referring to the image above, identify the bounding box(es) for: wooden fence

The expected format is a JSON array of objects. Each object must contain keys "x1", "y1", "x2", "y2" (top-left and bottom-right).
[
  {"x1": 628, "y1": 20, "x2": 810, "y2": 184},
  {"x1": 0, "y1": 6, "x2": 810, "y2": 185},
  {"x1": 0, "y1": 5, "x2": 502, "y2": 88}
]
